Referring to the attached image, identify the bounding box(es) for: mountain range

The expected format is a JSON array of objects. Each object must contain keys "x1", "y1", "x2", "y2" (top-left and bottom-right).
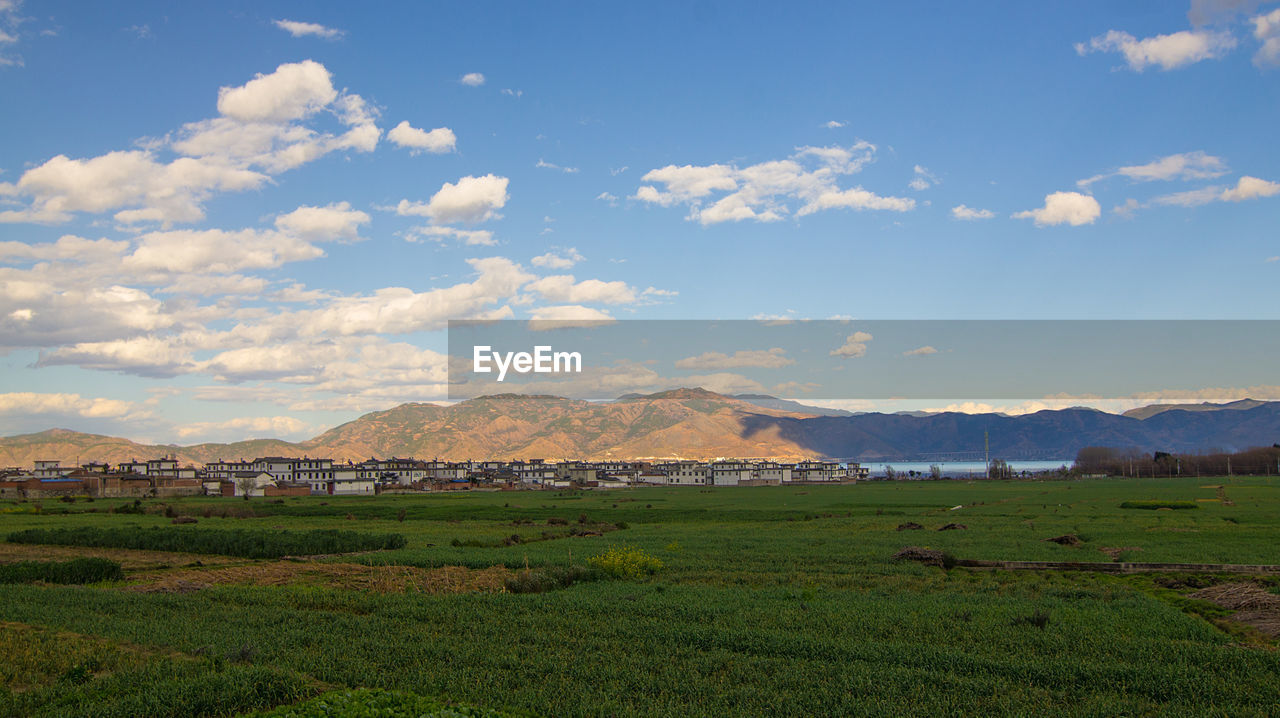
[{"x1": 2, "y1": 389, "x2": 1278, "y2": 467}]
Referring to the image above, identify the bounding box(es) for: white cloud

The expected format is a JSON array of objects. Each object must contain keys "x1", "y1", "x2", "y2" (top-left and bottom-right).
[
  {"x1": 951, "y1": 204, "x2": 995, "y2": 220},
  {"x1": 1266, "y1": 256, "x2": 1279, "y2": 262},
  {"x1": 1150, "y1": 175, "x2": 1280, "y2": 206},
  {"x1": 387, "y1": 121, "x2": 456, "y2": 154},
  {"x1": 0, "y1": 151, "x2": 267, "y2": 225},
  {"x1": 0, "y1": 0, "x2": 23, "y2": 67},
  {"x1": 1253, "y1": 8, "x2": 1280, "y2": 67},
  {"x1": 824, "y1": 120, "x2": 846, "y2": 129},
  {"x1": 174, "y1": 415, "x2": 319, "y2": 441},
  {"x1": 501, "y1": 88, "x2": 522, "y2": 97},
  {"x1": 1013, "y1": 191, "x2": 1101, "y2": 226},
  {"x1": 217, "y1": 60, "x2": 337, "y2": 123},
  {"x1": 460, "y1": 72, "x2": 486, "y2": 87},
  {"x1": 1075, "y1": 29, "x2": 1237, "y2": 71},
  {"x1": 272, "y1": 19, "x2": 344, "y2": 40},
  {"x1": 903, "y1": 345, "x2": 938, "y2": 357},
  {"x1": 1078, "y1": 151, "x2": 1228, "y2": 188},
  {"x1": 634, "y1": 143, "x2": 914, "y2": 225},
  {"x1": 296, "y1": 257, "x2": 531, "y2": 335},
  {"x1": 641, "y1": 287, "x2": 677, "y2": 297},
  {"x1": 527, "y1": 305, "x2": 614, "y2": 322},
  {"x1": 830, "y1": 331, "x2": 873, "y2": 358},
  {"x1": 2, "y1": 60, "x2": 379, "y2": 226},
  {"x1": 396, "y1": 174, "x2": 510, "y2": 224},
  {"x1": 675, "y1": 348, "x2": 793, "y2": 370},
  {"x1": 531, "y1": 247, "x2": 584, "y2": 269},
  {"x1": 1189, "y1": 0, "x2": 1267, "y2": 26},
  {"x1": 404, "y1": 226, "x2": 496, "y2": 246},
  {"x1": 1113, "y1": 198, "x2": 1141, "y2": 218},
  {"x1": 0, "y1": 234, "x2": 128, "y2": 262},
  {"x1": 909, "y1": 165, "x2": 938, "y2": 191},
  {"x1": 123, "y1": 228, "x2": 325, "y2": 274},
  {"x1": 525, "y1": 274, "x2": 637, "y2": 304},
  {"x1": 1149, "y1": 186, "x2": 1222, "y2": 207},
  {"x1": 596, "y1": 191, "x2": 618, "y2": 206},
  {"x1": 537, "y1": 159, "x2": 579, "y2": 174},
  {"x1": 274, "y1": 201, "x2": 369, "y2": 241},
  {"x1": 1220, "y1": 175, "x2": 1280, "y2": 201},
  {"x1": 38, "y1": 336, "x2": 197, "y2": 377},
  {"x1": 0, "y1": 280, "x2": 176, "y2": 348},
  {"x1": 0, "y1": 392, "x2": 141, "y2": 419}
]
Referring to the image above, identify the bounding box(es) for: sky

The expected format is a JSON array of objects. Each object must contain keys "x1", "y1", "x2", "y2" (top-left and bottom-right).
[{"x1": 0, "y1": 0, "x2": 1278, "y2": 442}]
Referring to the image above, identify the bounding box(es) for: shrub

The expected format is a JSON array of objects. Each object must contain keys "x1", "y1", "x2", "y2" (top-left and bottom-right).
[
  {"x1": 6, "y1": 526, "x2": 406, "y2": 559},
  {"x1": 588, "y1": 545, "x2": 664, "y2": 579},
  {"x1": 0, "y1": 557, "x2": 125, "y2": 584},
  {"x1": 504, "y1": 565, "x2": 602, "y2": 594}
]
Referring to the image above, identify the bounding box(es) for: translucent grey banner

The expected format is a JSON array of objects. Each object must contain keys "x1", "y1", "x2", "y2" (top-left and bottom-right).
[{"x1": 446, "y1": 320, "x2": 1280, "y2": 401}]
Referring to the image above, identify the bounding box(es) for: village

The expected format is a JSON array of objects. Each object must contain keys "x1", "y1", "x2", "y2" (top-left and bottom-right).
[{"x1": 0, "y1": 456, "x2": 870, "y2": 500}]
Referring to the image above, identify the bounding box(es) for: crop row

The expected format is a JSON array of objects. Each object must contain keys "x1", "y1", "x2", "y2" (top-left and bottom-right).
[{"x1": 6, "y1": 527, "x2": 406, "y2": 559}]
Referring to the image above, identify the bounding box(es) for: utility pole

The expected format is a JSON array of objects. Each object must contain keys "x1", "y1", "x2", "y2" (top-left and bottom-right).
[{"x1": 984, "y1": 430, "x2": 990, "y2": 479}]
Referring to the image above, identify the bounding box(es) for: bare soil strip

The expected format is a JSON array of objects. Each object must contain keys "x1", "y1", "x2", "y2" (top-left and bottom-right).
[{"x1": 0, "y1": 542, "x2": 240, "y2": 570}]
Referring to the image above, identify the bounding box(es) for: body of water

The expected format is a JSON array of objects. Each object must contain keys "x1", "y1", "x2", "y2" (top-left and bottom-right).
[{"x1": 861, "y1": 460, "x2": 1072, "y2": 478}]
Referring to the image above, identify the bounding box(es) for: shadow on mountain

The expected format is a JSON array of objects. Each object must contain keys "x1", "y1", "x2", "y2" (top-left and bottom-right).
[{"x1": 739, "y1": 404, "x2": 1280, "y2": 461}]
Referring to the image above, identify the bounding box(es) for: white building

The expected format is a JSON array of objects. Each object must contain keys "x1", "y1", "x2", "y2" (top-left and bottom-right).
[{"x1": 709, "y1": 460, "x2": 755, "y2": 486}]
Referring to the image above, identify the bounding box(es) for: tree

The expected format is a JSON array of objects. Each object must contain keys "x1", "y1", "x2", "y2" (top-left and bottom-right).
[
  {"x1": 929, "y1": 464, "x2": 943, "y2": 480},
  {"x1": 883, "y1": 465, "x2": 896, "y2": 480},
  {"x1": 236, "y1": 474, "x2": 259, "y2": 500},
  {"x1": 988, "y1": 459, "x2": 1012, "y2": 479}
]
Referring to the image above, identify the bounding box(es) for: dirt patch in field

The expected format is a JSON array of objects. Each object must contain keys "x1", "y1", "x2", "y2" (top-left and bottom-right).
[
  {"x1": 936, "y1": 523, "x2": 967, "y2": 531},
  {"x1": 126, "y1": 562, "x2": 511, "y2": 595},
  {"x1": 0, "y1": 542, "x2": 239, "y2": 570},
  {"x1": 1045, "y1": 534, "x2": 1082, "y2": 547},
  {"x1": 1098, "y1": 546, "x2": 1142, "y2": 560},
  {"x1": 1190, "y1": 582, "x2": 1280, "y2": 638},
  {"x1": 892, "y1": 546, "x2": 948, "y2": 568},
  {"x1": 896, "y1": 522, "x2": 923, "y2": 531}
]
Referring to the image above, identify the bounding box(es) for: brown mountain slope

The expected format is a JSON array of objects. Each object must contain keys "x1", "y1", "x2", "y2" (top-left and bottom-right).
[
  {"x1": 1122, "y1": 399, "x2": 1268, "y2": 420},
  {"x1": 0, "y1": 388, "x2": 819, "y2": 467},
  {"x1": 301, "y1": 388, "x2": 816, "y2": 460},
  {"x1": 0, "y1": 429, "x2": 305, "y2": 468}
]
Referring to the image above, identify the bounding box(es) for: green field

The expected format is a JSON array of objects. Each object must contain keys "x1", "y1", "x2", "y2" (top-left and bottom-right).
[{"x1": 2, "y1": 477, "x2": 1279, "y2": 716}]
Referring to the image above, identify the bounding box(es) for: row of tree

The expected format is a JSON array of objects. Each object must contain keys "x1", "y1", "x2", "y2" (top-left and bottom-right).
[{"x1": 1074, "y1": 445, "x2": 1280, "y2": 477}]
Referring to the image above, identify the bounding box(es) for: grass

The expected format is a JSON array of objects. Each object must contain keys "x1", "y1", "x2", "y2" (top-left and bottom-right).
[
  {"x1": 0, "y1": 558, "x2": 124, "y2": 584},
  {"x1": 6, "y1": 526, "x2": 406, "y2": 559},
  {"x1": 0, "y1": 476, "x2": 1278, "y2": 715}
]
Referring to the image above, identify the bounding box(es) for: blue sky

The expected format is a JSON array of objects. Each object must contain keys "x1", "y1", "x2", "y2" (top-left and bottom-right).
[{"x1": 1, "y1": 0, "x2": 1278, "y2": 442}]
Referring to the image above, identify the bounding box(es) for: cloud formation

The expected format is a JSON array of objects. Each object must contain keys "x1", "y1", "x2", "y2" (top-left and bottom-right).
[
  {"x1": 1076, "y1": 29, "x2": 1236, "y2": 71},
  {"x1": 272, "y1": 19, "x2": 344, "y2": 40},
  {"x1": 1013, "y1": 191, "x2": 1101, "y2": 227},
  {"x1": 830, "y1": 331, "x2": 873, "y2": 358},
  {"x1": 387, "y1": 121, "x2": 456, "y2": 154},
  {"x1": 951, "y1": 204, "x2": 994, "y2": 220},
  {"x1": 634, "y1": 143, "x2": 914, "y2": 225},
  {"x1": 675, "y1": 348, "x2": 794, "y2": 370},
  {"x1": 396, "y1": 174, "x2": 510, "y2": 224},
  {"x1": 1078, "y1": 151, "x2": 1228, "y2": 188},
  {"x1": 531, "y1": 248, "x2": 585, "y2": 269},
  {"x1": 0, "y1": 60, "x2": 379, "y2": 226},
  {"x1": 1253, "y1": 8, "x2": 1280, "y2": 66}
]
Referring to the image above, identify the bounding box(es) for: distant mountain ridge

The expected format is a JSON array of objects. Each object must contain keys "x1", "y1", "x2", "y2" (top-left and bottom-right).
[
  {"x1": 1122, "y1": 398, "x2": 1269, "y2": 420},
  {"x1": 2, "y1": 391, "x2": 1278, "y2": 467}
]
